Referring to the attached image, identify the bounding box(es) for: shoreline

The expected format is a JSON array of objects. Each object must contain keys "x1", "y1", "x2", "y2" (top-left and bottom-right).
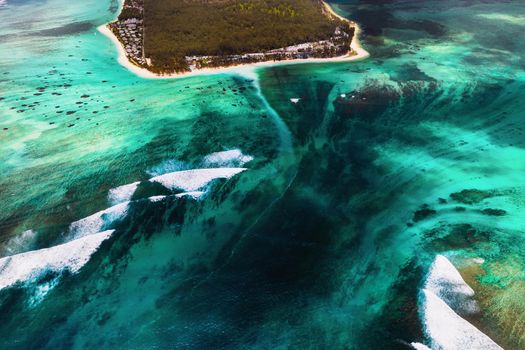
[{"x1": 97, "y1": 1, "x2": 369, "y2": 80}]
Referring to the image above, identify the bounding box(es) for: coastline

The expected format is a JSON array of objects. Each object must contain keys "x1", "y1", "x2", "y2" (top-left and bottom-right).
[{"x1": 97, "y1": 1, "x2": 370, "y2": 80}]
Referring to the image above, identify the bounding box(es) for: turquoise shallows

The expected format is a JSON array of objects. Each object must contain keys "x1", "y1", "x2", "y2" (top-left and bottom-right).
[{"x1": 1, "y1": 0, "x2": 525, "y2": 348}]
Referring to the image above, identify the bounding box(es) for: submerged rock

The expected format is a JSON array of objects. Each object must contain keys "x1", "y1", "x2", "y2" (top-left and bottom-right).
[
  {"x1": 481, "y1": 208, "x2": 506, "y2": 216},
  {"x1": 450, "y1": 189, "x2": 494, "y2": 205},
  {"x1": 413, "y1": 207, "x2": 437, "y2": 222}
]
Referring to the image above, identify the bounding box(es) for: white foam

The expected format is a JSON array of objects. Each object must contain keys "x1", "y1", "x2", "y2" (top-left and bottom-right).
[
  {"x1": 175, "y1": 191, "x2": 205, "y2": 199},
  {"x1": 149, "y1": 168, "x2": 246, "y2": 191},
  {"x1": 28, "y1": 277, "x2": 59, "y2": 307},
  {"x1": 108, "y1": 181, "x2": 140, "y2": 205},
  {"x1": 421, "y1": 289, "x2": 502, "y2": 350},
  {"x1": 148, "y1": 195, "x2": 167, "y2": 203},
  {"x1": 472, "y1": 257, "x2": 485, "y2": 264},
  {"x1": 0, "y1": 230, "x2": 114, "y2": 291},
  {"x1": 68, "y1": 202, "x2": 129, "y2": 240},
  {"x1": 2, "y1": 229, "x2": 37, "y2": 256},
  {"x1": 410, "y1": 343, "x2": 431, "y2": 350},
  {"x1": 148, "y1": 191, "x2": 205, "y2": 203},
  {"x1": 146, "y1": 159, "x2": 189, "y2": 177},
  {"x1": 425, "y1": 255, "x2": 478, "y2": 314},
  {"x1": 203, "y1": 149, "x2": 253, "y2": 167}
]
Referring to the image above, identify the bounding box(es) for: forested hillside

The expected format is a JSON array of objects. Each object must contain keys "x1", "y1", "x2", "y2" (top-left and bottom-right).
[{"x1": 143, "y1": 0, "x2": 349, "y2": 72}]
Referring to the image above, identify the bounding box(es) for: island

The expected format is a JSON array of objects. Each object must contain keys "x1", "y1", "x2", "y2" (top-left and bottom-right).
[{"x1": 100, "y1": 0, "x2": 367, "y2": 77}]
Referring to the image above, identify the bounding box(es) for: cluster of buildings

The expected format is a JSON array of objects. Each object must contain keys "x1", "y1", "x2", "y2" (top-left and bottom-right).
[
  {"x1": 185, "y1": 26, "x2": 353, "y2": 70},
  {"x1": 108, "y1": 0, "x2": 146, "y2": 66},
  {"x1": 109, "y1": 0, "x2": 353, "y2": 73}
]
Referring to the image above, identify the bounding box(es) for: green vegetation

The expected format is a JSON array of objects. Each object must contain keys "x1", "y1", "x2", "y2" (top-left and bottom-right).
[
  {"x1": 142, "y1": 0, "x2": 350, "y2": 73},
  {"x1": 118, "y1": 7, "x2": 142, "y2": 20}
]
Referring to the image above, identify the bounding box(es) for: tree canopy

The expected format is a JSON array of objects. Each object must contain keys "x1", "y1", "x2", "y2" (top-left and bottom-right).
[{"x1": 143, "y1": 0, "x2": 348, "y2": 72}]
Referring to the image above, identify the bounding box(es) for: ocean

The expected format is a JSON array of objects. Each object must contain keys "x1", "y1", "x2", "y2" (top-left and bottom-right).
[{"x1": 1, "y1": 0, "x2": 524, "y2": 348}]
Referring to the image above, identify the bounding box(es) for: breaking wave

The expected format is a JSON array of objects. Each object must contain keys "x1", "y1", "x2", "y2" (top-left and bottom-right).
[
  {"x1": 0, "y1": 230, "x2": 114, "y2": 291},
  {"x1": 146, "y1": 159, "x2": 190, "y2": 177},
  {"x1": 68, "y1": 202, "x2": 129, "y2": 240},
  {"x1": 148, "y1": 191, "x2": 205, "y2": 202},
  {"x1": 1, "y1": 229, "x2": 38, "y2": 256},
  {"x1": 148, "y1": 195, "x2": 167, "y2": 203},
  {"x1": 0, "y1": 149, "x2": 251, "y2": 305},
  {"x1": 421, "y1": 289, "x2": 501, "y2": 350},
  {"x1": 175, "y1": 191, "x2": 205, "y2": 199},
  {"x1": 108, "y1": 181, "x2": 140, "y2": 205},
  {"x1": 203, "y1": 149, "x2": 253, "y2": 167},
  {"x1": 425, "y1": 255, "x2": 478, "y2": 314},
  {"x1": 149, "y1": 168, "x2": 247, "y2": 191},
  {"x1": 416, "y1": 255, "x2": 502, "y2": 350}
]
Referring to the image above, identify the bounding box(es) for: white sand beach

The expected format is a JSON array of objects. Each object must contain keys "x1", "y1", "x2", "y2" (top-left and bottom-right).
[{"x1": 97, "y1": 1, "x2": 370, "y2": 80}]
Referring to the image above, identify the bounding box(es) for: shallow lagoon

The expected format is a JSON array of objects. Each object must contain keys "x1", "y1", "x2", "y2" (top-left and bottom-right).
[{"x1": 1, "y1": 0, "x2": 525, "y2": 349}]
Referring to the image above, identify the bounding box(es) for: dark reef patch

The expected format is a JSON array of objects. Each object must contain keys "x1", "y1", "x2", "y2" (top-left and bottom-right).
[
  {"x1": 413, "y1": 206, "x2": 437, "y2": 222},
  {"x1": 481, "y1": 208, "x2": 506, "y2": 216},
  {"x1": 425, "y1": 224, "x2": 491, "y2": 251},
  {"x1": 450, "y1": 189, "x2": 494, "y2": 204},
  {"x1": 33, "y1": 21, "x2": 93, "y2": 37}
]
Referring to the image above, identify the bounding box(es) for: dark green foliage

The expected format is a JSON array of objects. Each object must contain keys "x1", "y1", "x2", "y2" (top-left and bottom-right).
[
  {"x1": 143, "y1": 0, "x2": 347, "y2": 73},
  {"x1": 118, "y1": 7, "x2": 142, "y2": 20}
]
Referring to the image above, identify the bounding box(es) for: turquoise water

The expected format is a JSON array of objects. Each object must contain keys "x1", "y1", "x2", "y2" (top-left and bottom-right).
[{"x1": 1, "y1": 0, "x2": 525, "y2": 348}]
